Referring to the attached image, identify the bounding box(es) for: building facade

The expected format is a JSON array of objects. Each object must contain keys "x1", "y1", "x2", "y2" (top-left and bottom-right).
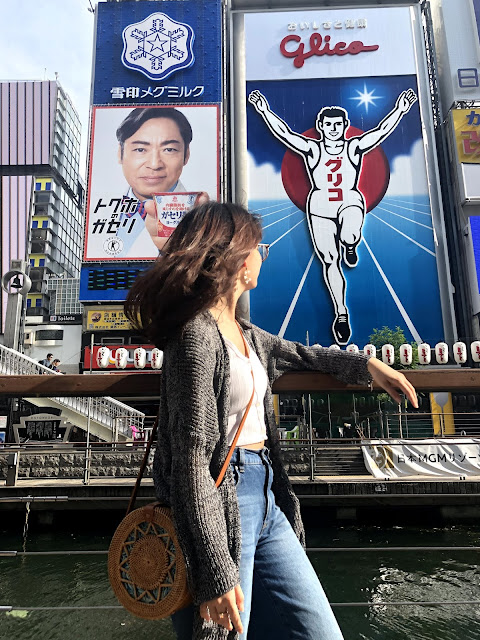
[{"x1": 0, "y1": 80, "x2": 84, "y2": 332}]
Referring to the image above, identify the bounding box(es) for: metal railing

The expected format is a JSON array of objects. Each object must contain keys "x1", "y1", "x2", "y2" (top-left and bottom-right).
[
  {"x1": 0, "y1": 344, "x2": 145, "y2": 438},
  {"x1": 2, "y1": 437, "x2": 480, "y2": 482}
]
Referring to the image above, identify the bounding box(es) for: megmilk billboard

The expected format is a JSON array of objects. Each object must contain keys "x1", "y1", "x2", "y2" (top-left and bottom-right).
[
  {"x1": 81, "y1": 0, "x2": 221, "y2": 300},
  {"x1": 245, "y1": 6, "x2": 452, "y2": 347}
]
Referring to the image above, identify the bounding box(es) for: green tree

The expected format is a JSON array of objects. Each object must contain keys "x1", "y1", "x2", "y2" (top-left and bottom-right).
[{"x1": 368, "y1": 326, "x2": 418, "y2": 370}]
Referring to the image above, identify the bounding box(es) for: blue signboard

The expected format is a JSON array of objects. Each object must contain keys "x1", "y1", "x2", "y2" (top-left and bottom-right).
[
  {"x1": 79, "y1": 264, "x2": 149, "y2": 302},
  {"x1": 82, "y1": 0, "x2": 222, "y2": 303},
  {"x1": 471, "y1": 217, "x2": 480, "y2": 294},
  {"x1": 93, "y1": 0, "x2": 221, "y2": 105},
  {"x1": 474, "y1": 0, "x2": 480, "y2": 45},
  {"x1": 245, "y1": 8, "x2": 446, "y2": 347}
]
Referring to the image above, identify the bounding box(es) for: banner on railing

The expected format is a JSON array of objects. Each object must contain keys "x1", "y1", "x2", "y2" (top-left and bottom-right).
[{"x1": 363, "y1": 439, "x2": 480, "y2": 478}]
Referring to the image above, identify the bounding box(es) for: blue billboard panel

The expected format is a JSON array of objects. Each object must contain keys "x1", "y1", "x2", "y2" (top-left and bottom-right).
[
  {"x1": 93, "y1": 0, "x2": 221, "y2": 105},
  {"x1": 79, "y1": 264, "x2": 149, "y2": 303},
  {"x1": 245, "y1": 7, "x2": 446, "y2": 348},
  {"x1": 474, "y1": 0, "x2": 480, "y2": 46}
]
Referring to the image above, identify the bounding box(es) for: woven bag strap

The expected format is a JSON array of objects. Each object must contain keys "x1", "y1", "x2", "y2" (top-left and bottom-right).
[{"x1": 126, "y1": 324, "x2": 256, "y2": 514}]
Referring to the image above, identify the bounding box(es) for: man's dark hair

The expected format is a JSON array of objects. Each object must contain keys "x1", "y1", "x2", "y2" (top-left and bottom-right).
[
  {"x1": 116, "y1": 107, "x2": 193, "y2": 160},
  {"x1": 317, "y1": 106, "x2": 349, "y2": 124},
  {"x1": 47, "y1": 353, "x2": 53, "y2": 358}
]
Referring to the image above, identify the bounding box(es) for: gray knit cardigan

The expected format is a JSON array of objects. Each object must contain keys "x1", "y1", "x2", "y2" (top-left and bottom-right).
[{"x1": 152, "y1": 312, "x2": 372, "y2": 640}]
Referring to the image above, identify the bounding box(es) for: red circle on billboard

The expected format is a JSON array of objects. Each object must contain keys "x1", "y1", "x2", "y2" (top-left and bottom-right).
[{"x1": 280, "y1": 126, "x2": 390, "y2": 213}]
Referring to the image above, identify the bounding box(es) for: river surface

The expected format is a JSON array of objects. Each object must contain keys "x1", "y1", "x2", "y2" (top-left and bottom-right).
[{"x1": 1, "y1": 514, "x2": 480, "y2": 640}]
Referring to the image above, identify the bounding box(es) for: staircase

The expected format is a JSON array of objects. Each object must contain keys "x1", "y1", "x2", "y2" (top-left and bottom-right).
[
  {"x1": 0, "y1": 344, "x2": 144, "y2": 441},
  {"x1": 314, "y1": 446, "x2": 368, "y2": 476}
]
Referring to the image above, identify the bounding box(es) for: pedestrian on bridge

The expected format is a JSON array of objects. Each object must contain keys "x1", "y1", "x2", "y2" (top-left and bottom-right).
[
  {"x1": 38, "y1": 353, "x2": 53, "y2": 368},
  {"x1": 125, "y1": 201, "x2": 418, "y2": 640}
]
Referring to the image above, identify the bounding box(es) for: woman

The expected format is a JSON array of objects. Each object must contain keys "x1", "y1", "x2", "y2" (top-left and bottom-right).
[{"x1": 125, "y1": 201, "x2": 417, "y2": 640}]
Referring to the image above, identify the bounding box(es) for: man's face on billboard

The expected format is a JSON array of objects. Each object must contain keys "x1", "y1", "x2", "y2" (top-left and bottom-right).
[
  {"x1": 317, "y1": 116, "x2": 347, "y2": 141},
  {"x1": 118, "y1": 117, "x2": 190, "y2": 200}
]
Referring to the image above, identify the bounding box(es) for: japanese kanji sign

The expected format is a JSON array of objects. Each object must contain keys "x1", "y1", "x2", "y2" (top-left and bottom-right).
[
  {"x1": 93, "y1": 0, "x2": 221, "y2": 105},
  {"x1": 452, "y1": 109, "x2": 480, "y2": 164}
]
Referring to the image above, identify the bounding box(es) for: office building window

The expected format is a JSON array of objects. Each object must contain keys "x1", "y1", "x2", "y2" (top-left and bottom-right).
[{"x1": 32, "y1": 221, "x2": 38, "y2": 229}]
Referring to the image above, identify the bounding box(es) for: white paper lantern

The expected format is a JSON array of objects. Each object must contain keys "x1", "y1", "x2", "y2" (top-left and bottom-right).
[
  {"x1": 115, "y1": 347, "x2": 129, "y2": 369},
  {"x1": 329, "y1": 344, "x2": 341, "y2": 350},
  {"x1": 151, "y1": 348, "x2": 164, "y2": 369},
  {"x1": 96, "y1": 346, "x2": 111, "y2": 369},
  {"x1": 435, "y1": 342, "x2": 449, "y2": 364},
  {"x1": 453, "y1": 341, "x2": 467, "y2": 364},
  {"x1": 471, "y1": 341, "x2": 480, "y2": 363},
  {"x1": 364, "y1": 344, "x2": 376, "y2": 358},
  {"x1": 417, "y1": 343, "x2": 431, "y2": 365},
  {"x1": 381, "y1": 344, "x2": 395, "y2": 365},
  {"x1": 399, "y1": 344, "x2": 412, "y2": 366},
  {"x1": 134, "y1": 348, "x2": 147, "y2": 369},
  {"x1": 346, "y1": 344, "x2": 359, "y2": 354}
]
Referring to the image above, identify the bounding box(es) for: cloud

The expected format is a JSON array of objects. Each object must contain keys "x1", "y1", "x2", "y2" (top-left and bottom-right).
[
  {"x1": 386, "y1": 139, "x2": 429, "y2": 196},
  {"x1": 247, "y1": 152, "x2": 287, "y2": 201}
]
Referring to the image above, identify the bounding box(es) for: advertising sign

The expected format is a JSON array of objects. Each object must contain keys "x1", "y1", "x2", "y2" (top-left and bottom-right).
[
  {"x1": 84, "y1": 345, "x2": 156, "y2": 370},
  {"x1": 93, "y1": 0, "x2": 221, "y2": 105},
  {"x1": 86, "y1": 308, "x2": 132, "y2": 331},
  {"x1": 49, "y1": 314, "x2": 83, "y2": 324},
  {"x1": 452, "y1": 108, "x2": 480, "y2": 163},
  {"x1": 83, "y1": 104, "x2": 220, "y2": 261},
  {"x1": 245, "y1": 7, "x2": 446, "y2": 347},
  {"x1": 79, "y1": 264, "x2": 149, "y2": 303},
  {"x1": 82, "y1": 0, "x2": 223, "y2": 301},
  {"x1": 363, "y1": 439, "x2": 480, "y2": 479}
]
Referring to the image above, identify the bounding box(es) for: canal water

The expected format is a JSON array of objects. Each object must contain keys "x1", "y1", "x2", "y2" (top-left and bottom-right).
[{"x1": 1, "y1": 511, "x2": 480, "y2": 640}]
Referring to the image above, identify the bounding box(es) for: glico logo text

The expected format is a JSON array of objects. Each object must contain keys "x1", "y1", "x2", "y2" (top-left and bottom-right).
[{"x1": 280, "y1": 33, "x2": 379, "y2": 69}]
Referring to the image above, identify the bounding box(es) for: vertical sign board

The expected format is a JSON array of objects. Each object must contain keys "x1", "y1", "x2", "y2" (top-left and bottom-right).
[
  {"x1": 80, "y1": 0, "x2": 222, "y2": 300},
  {"x1": 245, "y1": 7, "x2": 446, "y2": 347}
]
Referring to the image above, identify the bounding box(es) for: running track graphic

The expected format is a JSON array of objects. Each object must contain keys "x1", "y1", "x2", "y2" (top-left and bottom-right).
[{"x1": 249, "y1": 195, "x2": 444, "y2": 347}]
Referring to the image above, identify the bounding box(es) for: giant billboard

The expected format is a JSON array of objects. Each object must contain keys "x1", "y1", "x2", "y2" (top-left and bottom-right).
[
  {"x1": 83, "y1": 104, "x2": 219, "y2": 261},
  {"x1": 80, "y1": 0, "x2": 222, "y2": 298},
  {"x1": 245, "y1": 7, "x2": 450, "y2": 347}
]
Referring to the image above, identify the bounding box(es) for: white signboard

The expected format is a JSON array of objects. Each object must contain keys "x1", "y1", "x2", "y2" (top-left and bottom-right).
[{"x1": 363, "y1": 439, "x2": 480, "y2": 478}]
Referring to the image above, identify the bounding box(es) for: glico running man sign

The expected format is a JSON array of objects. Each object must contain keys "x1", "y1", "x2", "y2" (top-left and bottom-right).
[{"x1": 245, "y1": 6, "x2": 453, "y2": 347}]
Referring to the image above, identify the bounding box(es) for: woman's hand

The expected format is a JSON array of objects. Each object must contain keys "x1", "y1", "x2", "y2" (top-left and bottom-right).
[
  {"x1": 367, "y1": 358, "x2": 418, "y2": 408},
  {"x1": 199, "y1": 584, "x2": 244, "y2": 633}
]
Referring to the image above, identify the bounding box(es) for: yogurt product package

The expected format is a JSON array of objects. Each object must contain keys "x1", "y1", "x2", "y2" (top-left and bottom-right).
[{"x1": 153, "y1": 192, "x2": 199, "y2": 238}]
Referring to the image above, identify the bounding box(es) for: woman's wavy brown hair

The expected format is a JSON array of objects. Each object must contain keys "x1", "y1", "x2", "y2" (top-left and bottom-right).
[{"x1": 124, "y1": 201, "x2": 262, "y2": 348}]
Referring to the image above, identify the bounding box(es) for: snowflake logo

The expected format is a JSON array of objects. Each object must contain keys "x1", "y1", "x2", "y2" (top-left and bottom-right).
[{"x1": 121, "y1": 12, "x2": 195, "y2": 81}]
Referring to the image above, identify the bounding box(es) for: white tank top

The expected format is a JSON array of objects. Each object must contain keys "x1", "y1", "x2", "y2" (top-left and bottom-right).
[{"x1": 224, "y1": 337, "x2": 268, "y2": 447}]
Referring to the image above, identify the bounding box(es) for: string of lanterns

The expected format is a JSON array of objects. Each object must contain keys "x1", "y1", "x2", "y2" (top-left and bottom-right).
[{"x1": 93, "y1": 341, "x2": 480, "y2": 369}]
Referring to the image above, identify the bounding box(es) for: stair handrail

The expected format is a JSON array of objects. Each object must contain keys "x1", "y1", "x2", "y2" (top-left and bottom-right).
[{"x1": 0, "y1": 344, "x2": 145, "y2": 435}]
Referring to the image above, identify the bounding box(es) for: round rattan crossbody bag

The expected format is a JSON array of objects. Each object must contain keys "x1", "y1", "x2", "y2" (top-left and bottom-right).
[{"x1": 108, "y1": 353, "x2": 255, "y2": 619}]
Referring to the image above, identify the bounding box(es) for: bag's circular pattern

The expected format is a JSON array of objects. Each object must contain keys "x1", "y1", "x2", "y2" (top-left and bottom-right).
[{"x1": 108, "y1": 504, "x2": 191, "y2": 619}]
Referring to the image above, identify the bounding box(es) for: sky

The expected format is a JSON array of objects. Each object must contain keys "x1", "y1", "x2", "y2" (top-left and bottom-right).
[{"x1": 0, "y1": 0, "x2": 97, "y2": 179}]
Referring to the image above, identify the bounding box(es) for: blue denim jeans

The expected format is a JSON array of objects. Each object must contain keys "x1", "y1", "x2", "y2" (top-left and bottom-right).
[{"x1": 172, "y1": 447, "x2": 344, "y2": 639}]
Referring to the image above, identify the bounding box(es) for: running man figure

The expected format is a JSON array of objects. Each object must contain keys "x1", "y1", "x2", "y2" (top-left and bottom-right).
[{"x1": 249, "y1": 89, "x2": 417, "y2": 345}]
